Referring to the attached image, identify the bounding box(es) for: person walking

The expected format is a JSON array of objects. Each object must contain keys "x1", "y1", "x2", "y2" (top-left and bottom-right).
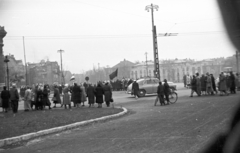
[
  {"x1": 1, "y1": 86, "x2": 10, "y2": 113},
  {"x1": 200, "y1": 74, "x2": 206, "y2": 95},
  {"x1": 210, "y1": 74, "x2": 217, "y2": 95},
  {"x1": 219, "y1": 72, "x2": 228, "y2": 96},
  {"x1": 229, "y1": 71, "x2": 236, "y2": 94},
  {"x1": 62, "y1": 84, "x2": 71, "y2": 110},
  {"x1": 53, "y1": 85, "x2": 62, "y2": 108},
  {"x1": 80, "y1": 83, "x2": 87, "y2": 107},
  {"x1": 72, "y1": 83, "x2": 82, "y2": 108},
  {"x1": 196, "y1": 73, "x2": 201, "y2": 96},
  {"x1": 163, "y1": 79, "x2": 170, "y2": 105},
  {"x1": 24, "y1": 86, "x2": 32, "y2": 111},
  {"x1": 156, "y1": 82, "x2": 165, "y2": 106},
  {"x1": 190, "y1": 75, "x2": 198, "y2": 97},
  {"x1": 132, "y1": 81, "x2": 139, "y2": 99},
  {"x1": 206, "y1": 73, "x2": 213, "y2": 95},
  {"x1": 103, "y1": 82, "x2": 112, "y2": 107},
  {"x1": 95, "y1": 83, "x2": 104, "y2": 108},
  {"x1": 86, "y1": 83, "x2": 95, "y2": 107},
  {"x1": 183, "y1": 74, "x2": 187, "y2": 88},
  {"x1": 9, "y1": 84, "x2": 19, "y2": 117}
]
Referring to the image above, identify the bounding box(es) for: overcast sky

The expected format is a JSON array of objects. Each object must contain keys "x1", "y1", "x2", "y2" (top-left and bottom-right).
[{"x1": 0, "y1": 0, "x2": 236, "y2": 73}]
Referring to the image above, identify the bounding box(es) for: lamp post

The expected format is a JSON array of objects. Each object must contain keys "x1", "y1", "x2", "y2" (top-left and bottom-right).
[
  {"x1": 145, "y1": 4, "x2": 160, "y2": 80},
  {"x1": 4, "y1": 55, "x2": 9, "y2": 90}
]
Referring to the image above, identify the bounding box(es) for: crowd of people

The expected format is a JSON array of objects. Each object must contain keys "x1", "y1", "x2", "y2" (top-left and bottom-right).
[
  {"x1": 184, "y1": 71, "x2": 239, "y2": 97},
  {"x1": 0, "y1": 81, "x2": 114, "y2": 116}
]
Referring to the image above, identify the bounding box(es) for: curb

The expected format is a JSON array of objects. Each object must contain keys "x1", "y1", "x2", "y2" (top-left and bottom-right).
[{"x1": 0, "y1": 107, "x2": 128, "y2": 148}]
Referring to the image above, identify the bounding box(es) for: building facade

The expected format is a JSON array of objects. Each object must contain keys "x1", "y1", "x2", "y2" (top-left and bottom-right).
[
  {"x1": 28, "y1": 60, "x2": 61, "y2": 85},
  {"x1": 130, "y1": 58, "x2": 226, "y2": 82}
]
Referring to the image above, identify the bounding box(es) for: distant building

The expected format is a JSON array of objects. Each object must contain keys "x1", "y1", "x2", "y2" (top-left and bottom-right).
[
  {"x1": 110, "y1": 59, "x2": 134, "y2": 80},
  {"x1": 28, "y1": 60, "x2": 61, "y2": 85},
  {"x1": 6, "y1": 54, "x2": 25, "y2": 85},
  {"x1": 130, "y1": 57, "x2": 226, "y2": 82}
]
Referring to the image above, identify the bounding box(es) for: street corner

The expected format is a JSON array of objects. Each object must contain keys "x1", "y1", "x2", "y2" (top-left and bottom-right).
[{"x1": 0, "y1": 107, "x2": 128, "y2": 149}]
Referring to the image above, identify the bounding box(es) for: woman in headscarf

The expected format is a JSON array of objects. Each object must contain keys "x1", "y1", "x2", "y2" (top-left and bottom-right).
[
  {"x1": 63, "y1": 84, "x2": 71, "y2": 110},
  {"x1": 53, "y1": 85, "x2": 62, "y2": 108},
  {"x1": 72, "y1": 83, "x2": 82, "y2": 108},
  {"x1": 42, "y1": 85, "x2": 51, "y2": 110},
  {"x1": 95, "y1": 83, "x2": 104, "y2": 108}
]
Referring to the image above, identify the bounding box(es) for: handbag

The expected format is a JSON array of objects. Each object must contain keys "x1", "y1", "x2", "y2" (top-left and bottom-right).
[{"x1": 110, "y1": 98, "x2": 114, "y2": 102}]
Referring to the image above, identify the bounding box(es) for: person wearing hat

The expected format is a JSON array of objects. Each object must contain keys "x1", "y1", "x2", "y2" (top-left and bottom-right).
[
  {"x1": 9, "y1": 84, "x2": 19, "y2": 116},
  {"x1": 163, "y1": 79, "x2": 170, "y2": 105}
]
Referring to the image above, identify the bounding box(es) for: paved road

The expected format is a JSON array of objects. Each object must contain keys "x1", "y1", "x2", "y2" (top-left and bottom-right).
[{"x1": 3, "y1": 88, "x2": 239, "y2": 153}]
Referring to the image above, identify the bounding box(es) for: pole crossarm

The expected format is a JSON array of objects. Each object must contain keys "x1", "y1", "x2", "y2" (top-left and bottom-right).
[
  {"x1": 158, "y1": 33, "x2": 178, "y2": 37},
  {"x1": 145, "y1": 4, "x2": 159, "y2": 11}
]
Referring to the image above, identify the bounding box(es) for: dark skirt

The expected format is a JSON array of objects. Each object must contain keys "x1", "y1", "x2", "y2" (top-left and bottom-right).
[{"x1": 2, "y1": 99, "x2": 9, "y2": 108}]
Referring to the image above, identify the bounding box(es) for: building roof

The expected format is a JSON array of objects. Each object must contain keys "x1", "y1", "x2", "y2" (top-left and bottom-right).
[{"x1": 112, "y1": 59, "x2": 134, "y2": 68}]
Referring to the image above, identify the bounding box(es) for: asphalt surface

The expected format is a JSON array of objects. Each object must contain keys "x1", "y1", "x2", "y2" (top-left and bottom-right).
[{"x1": 2, "y1": 88, "x2": 240, "y2": 153}]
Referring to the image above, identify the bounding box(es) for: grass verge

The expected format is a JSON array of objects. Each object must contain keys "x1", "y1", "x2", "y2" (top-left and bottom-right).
[{"x1": 0, "y1": 107, "x2": 122, "y2": 139}]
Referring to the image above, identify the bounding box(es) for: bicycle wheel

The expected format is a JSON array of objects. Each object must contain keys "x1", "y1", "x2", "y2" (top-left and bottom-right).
[{"x1": 169, "y1": 92, "x2": 178, "y2": 104}]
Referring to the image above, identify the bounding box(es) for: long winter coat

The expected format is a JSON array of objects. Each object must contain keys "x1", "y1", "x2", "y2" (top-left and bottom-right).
[
  {"x1": 72, "y1": 85, "x2": 82, "y2": 104},
  {"x1": 87, "y1": 85, "x2": 95, "y2": 104},
  {"x1": 42, "y1": 88, "x2": 49, "y2": 106},
  {"x1": 200, "y1": 76, "x2": 206, "y2": 91},
  {"x1": 95, "y1": 85, "x2": 104, "y2": 104},
  {"x1": 219, "y1": 75, "x2": 227, "y2": 91},
  {"x1": 53, "y1": 88, "x2": 61, "y2": 104},
  {"x1": 163, "y1": 82, "x2": 170, "y2": 94},
  {"x1": 81, "y1": 86, "x2": 87, "y2": 102},
  {"x1": 63, "y1": 87, "x2": 71, "y2": 105},
  {"x1": 103, "y1": 85, "x2": 112, "y2": 102},
  {"x1": 1, "y1": 90, "x2": 10, "y2": 108},
  {"x1": 132, "y1": 81, "x2": 139, "y2": 96}
]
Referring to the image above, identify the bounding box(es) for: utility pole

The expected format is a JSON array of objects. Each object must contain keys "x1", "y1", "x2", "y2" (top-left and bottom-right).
[
  {"x1": 236, "y1": 50, "x2": 239, "y2": 73},
  {"x1": 145, "y1": 52, "x2": 148, "y2": 77},
  {"x1": 145, "y1": 4, "x2": 160, "y2": 80},
  {"x1": 57, "y1": 49, "x2": 64, "y2": 85},
  {"x1": 23, "y1": 36, "x2": 28, "y2": 86}
]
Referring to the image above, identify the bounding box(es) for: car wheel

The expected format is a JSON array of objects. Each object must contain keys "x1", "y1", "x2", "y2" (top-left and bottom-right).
[{"x1": 138, "y1": 89, "x2": 146, "y2": 97}]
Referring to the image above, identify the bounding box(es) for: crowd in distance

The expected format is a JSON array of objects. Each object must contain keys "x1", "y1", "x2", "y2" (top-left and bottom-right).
[{"x1": 0, "y1": 81, "x2": 114, "y2": 116}]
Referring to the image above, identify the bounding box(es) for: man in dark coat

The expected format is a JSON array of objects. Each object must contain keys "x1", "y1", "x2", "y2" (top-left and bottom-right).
[
  {"x1": 156, "y1": 82, "x2": 164, "y2": 106},
  {"x1": 72, "y1": 83, "x2": 82, "y2": 107},
  {"x1": 163, "y1": 79, "x2": 170, "y2": 105},
  {"x1": 9, "y1": 84, "x2": 19, "y2": 116},
  {"x1": 103, "y1": 82, "x2": 112, "y2": 107},
  {"x1": 1, "y1": 86, "x2": 10, "y2": 112},
  {"x1": 95, "y1": 83, "x2": 104, "y2": 108},
  {"x1": 86, "y1": 83, "x2": 95, "y2": 107},
  {"x1": 230, "y1": 71, "x2": 236, "y2": 94},
  {"x1": 132, "y1": 81, "x2": 139, "y2": 99}
]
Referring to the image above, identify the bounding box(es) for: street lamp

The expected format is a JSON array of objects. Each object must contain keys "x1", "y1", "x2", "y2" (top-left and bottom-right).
[
  {"x1": 4, "y1": 55, "x2": 9, "y2": 90},
  {"x1": 145, "y1": 4, "x2": 160, "y2": 80}
]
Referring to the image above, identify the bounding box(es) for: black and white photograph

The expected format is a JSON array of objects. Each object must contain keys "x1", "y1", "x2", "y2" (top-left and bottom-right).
[{"x1": 0, "y1": 0, "x2": 240, "y2": 152}]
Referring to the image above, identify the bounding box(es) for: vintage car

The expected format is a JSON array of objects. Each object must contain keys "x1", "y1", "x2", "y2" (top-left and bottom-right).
[{"x1": 127, "y1": 78, "x2": 177, "y2": 97}]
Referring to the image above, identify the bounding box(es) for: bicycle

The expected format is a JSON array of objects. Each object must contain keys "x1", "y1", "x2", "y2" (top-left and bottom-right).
[{"x1": 154, "y1": 88, "x2": 178, "y2": 105}]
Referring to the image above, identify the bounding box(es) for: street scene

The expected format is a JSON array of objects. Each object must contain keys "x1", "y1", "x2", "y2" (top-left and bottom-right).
[
  {"x1": 1, "y1": 0, "x2": 240, "y2": 153},
  {"x1": 1, "y1": 86, "x2": 240, "y2": 153}
]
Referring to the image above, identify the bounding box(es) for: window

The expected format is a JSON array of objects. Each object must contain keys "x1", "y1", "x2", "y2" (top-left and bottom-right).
[
  {"x1": 140, "y1": 70, "x2": 142, "y2": 78},
  {"x1": 135, "y1": 71, "x2": 138, "y2": 79},
  {"x1": 144, "y1": 70, "x2": 146, "y2": 77},
  {"x1": 149, "y1": 70, "x2": 151, "y2": 77}
]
